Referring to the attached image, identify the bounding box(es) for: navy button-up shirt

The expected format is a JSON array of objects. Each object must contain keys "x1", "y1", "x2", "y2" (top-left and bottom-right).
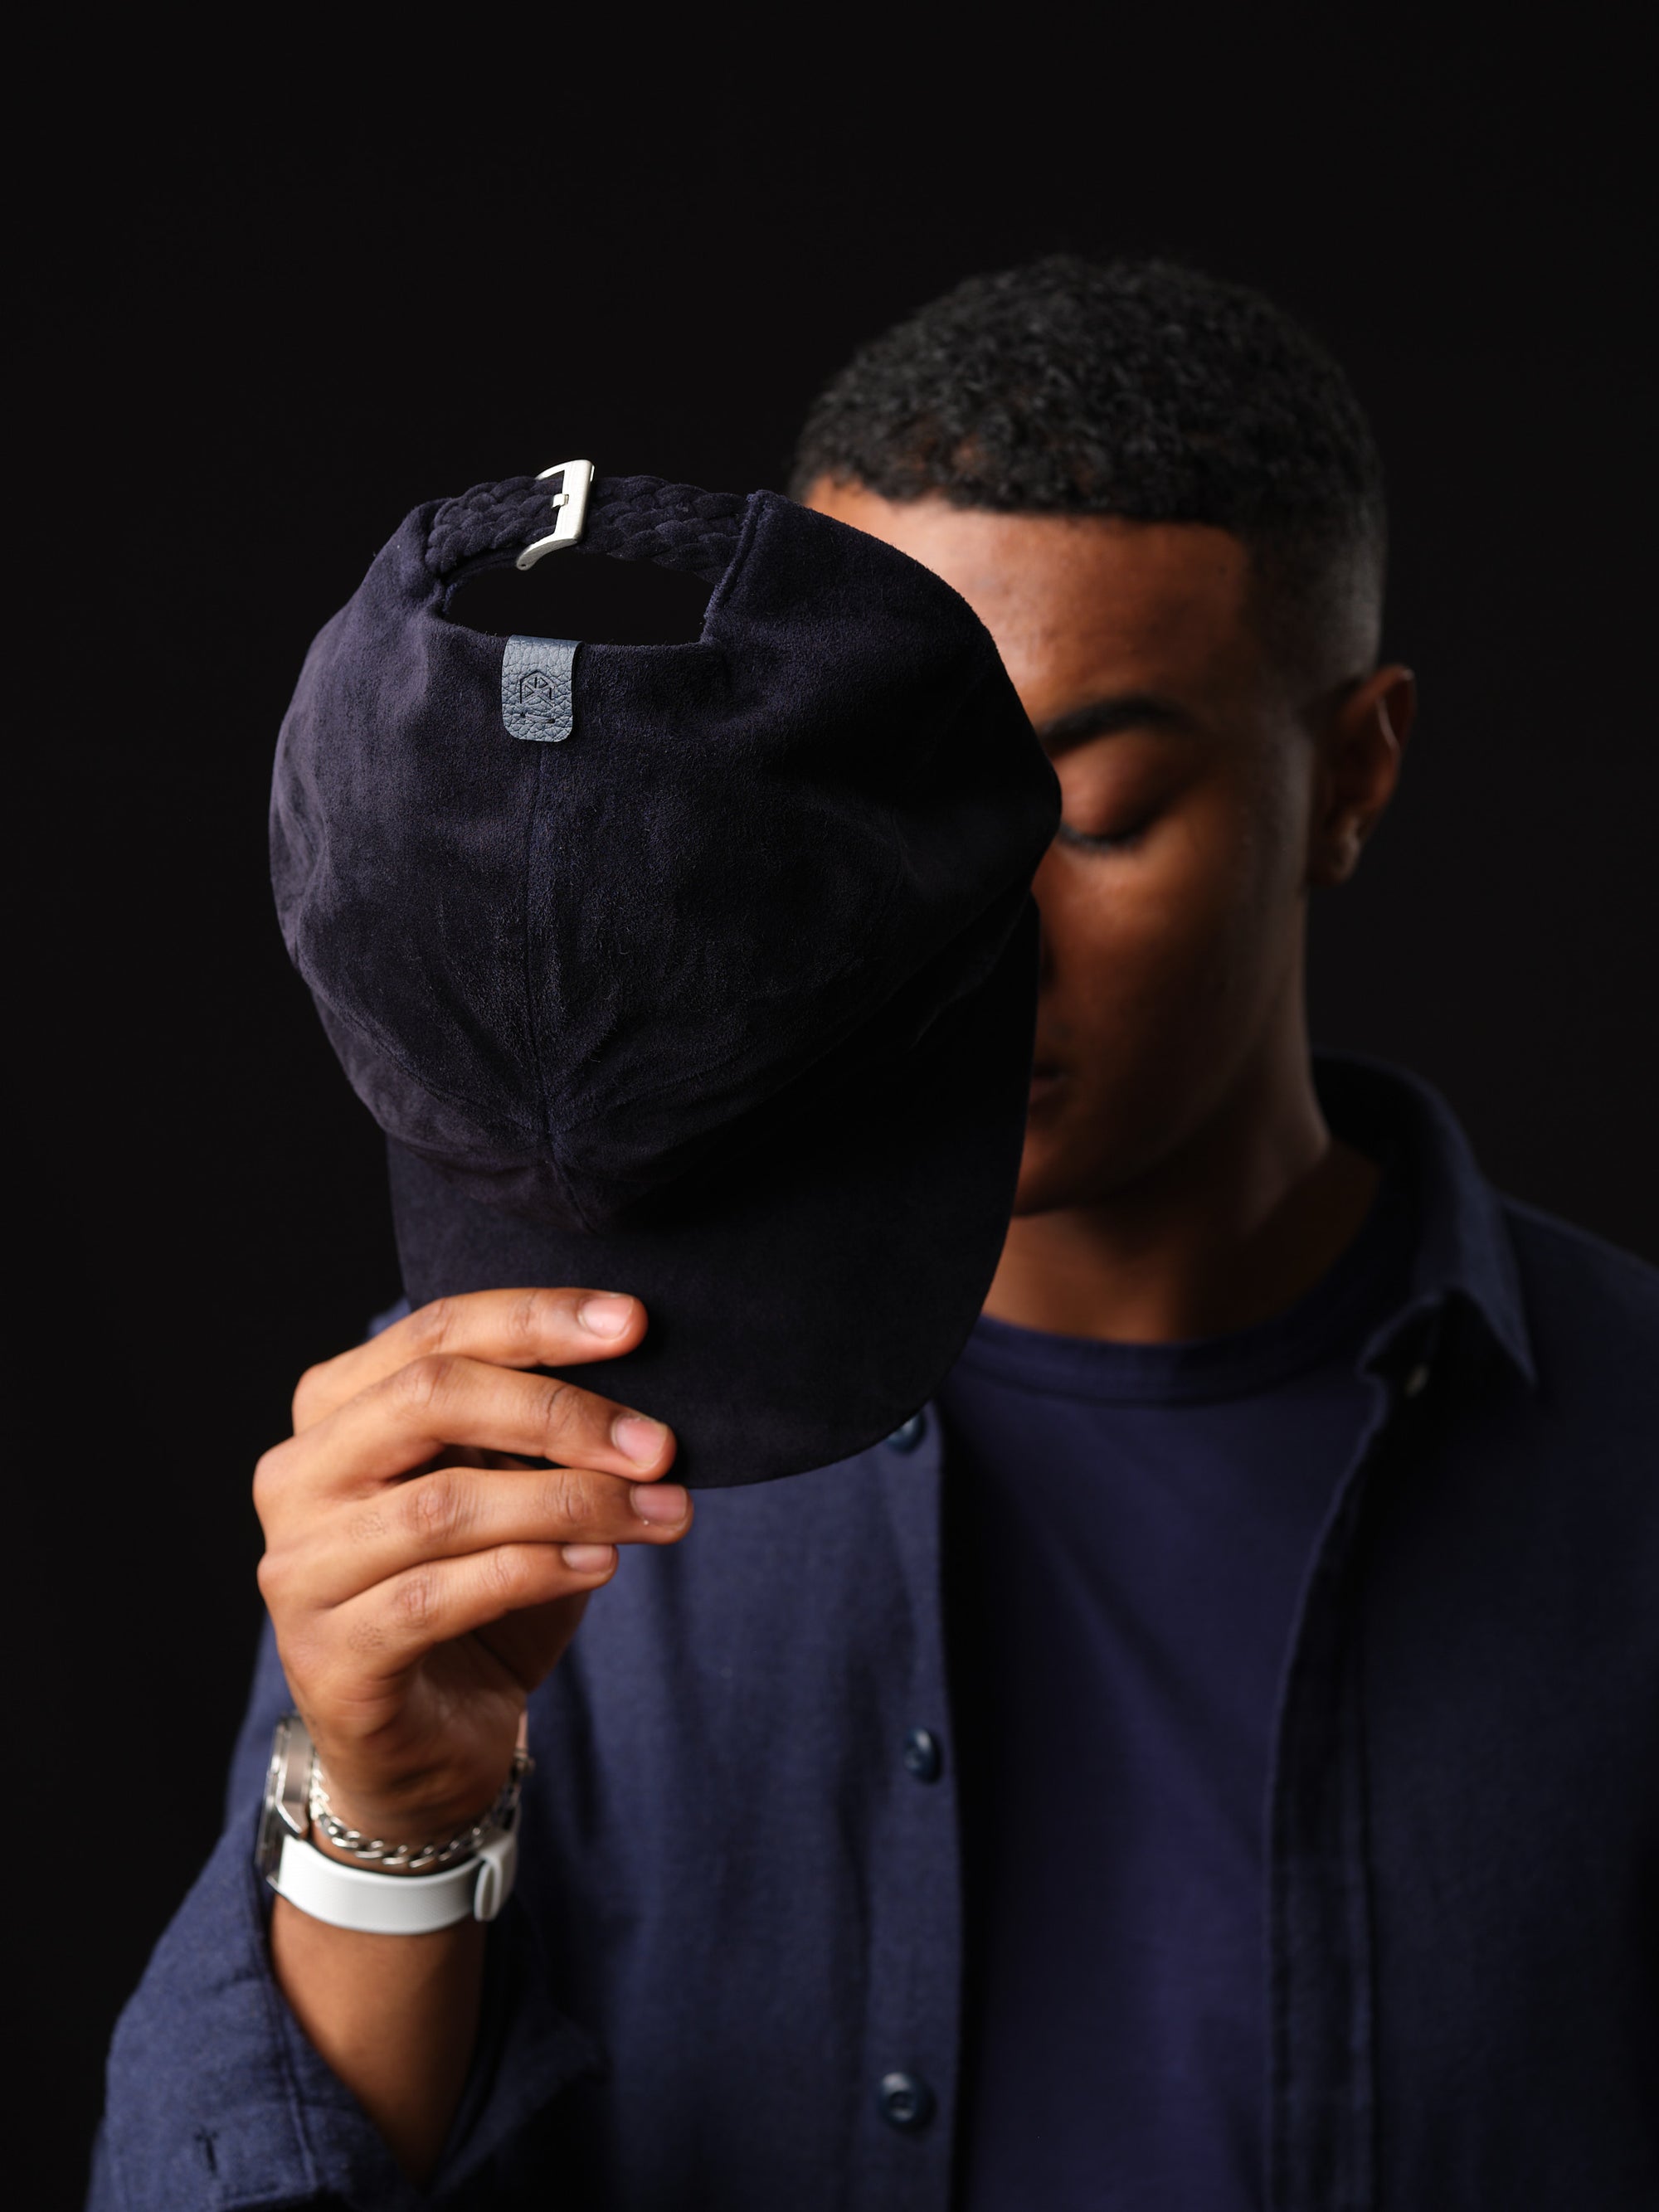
[{"x1": 91, "y1": 1057, "x2": 1659, "y2": 2210}]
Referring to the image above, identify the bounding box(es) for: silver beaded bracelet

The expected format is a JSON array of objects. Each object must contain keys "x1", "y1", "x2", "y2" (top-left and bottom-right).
[{"x1": 307, "y1": 1748, "x2": 533, "y2": 1876}]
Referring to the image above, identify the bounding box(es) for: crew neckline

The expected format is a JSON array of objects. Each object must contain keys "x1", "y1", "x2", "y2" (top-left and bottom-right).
[{"x1": 950, "y1": 1152, "x2": 1415, "y2": 1407}]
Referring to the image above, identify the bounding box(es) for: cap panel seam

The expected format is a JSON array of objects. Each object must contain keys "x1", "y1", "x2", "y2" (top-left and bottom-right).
[{"x1": 519, "y1": 728, "x2": 596, "y2": 1232}]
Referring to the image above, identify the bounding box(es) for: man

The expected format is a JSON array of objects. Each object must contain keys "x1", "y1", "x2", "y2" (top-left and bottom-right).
[{"x1": 95, "y1": 259, "x2": 1658, "y2": 2210}]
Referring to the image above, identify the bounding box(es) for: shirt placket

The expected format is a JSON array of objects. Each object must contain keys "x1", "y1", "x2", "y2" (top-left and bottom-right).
[
  {"x1": 1267, "y1": 1308, "x2": 1446, "y2": 2212},
  {"x1": 844, "y1": 1410, "x2": 963, "y2": 2212}
]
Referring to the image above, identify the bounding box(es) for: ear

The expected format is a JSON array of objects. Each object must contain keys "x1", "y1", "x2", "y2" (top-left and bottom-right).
[{"x1": 1306, "y1": 665, "x2": 1416, "y2": 888}]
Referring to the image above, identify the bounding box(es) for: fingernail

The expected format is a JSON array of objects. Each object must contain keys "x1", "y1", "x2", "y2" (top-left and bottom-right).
[
  {"x1": 580, "y1": 1295, "x2": 635, "y2": 1338},
  {"x1": 632, "y1": 1483, "x2": 688, "y2": 1526},
  {"x1": 562, "y1": 1544, "x2": 615, "y2": 1573},
  {"x1": 613, "y1": 1412, "x2": 669, "y2": 1466}
]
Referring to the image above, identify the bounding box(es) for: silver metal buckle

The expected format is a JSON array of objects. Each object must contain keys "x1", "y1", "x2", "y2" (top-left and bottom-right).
[{"x1": 516, "y1": 459, "x2": 596, "y2": 569}]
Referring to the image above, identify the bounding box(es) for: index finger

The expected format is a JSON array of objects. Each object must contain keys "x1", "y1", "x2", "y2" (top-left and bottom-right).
[{"x1": 292, "y1": 1287, "x2": 647, "y2": 1433}]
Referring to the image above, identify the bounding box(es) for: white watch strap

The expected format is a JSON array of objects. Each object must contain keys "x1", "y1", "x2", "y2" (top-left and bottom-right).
[{"x1": 272, "y1": 1825, "x2": 518, "y2": 1934}]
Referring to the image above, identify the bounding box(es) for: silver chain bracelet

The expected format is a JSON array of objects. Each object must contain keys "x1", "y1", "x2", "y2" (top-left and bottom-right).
[{"x1": 308, "y1": 1748, "x2": 533, "y2": 1876}]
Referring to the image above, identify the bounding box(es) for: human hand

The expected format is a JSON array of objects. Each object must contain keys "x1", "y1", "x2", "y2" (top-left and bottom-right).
[{"x1": 254, "y1": 1288, "x2": 687, "y2": 1844}]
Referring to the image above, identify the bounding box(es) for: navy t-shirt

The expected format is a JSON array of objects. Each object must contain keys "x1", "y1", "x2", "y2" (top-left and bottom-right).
[{"x1": 941, "y1": 1168, "x2": 1414, "y2": 2210}]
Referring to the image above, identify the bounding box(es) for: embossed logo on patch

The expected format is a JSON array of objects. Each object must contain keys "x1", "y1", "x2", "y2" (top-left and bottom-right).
[{"x1": 501, "y1": 635, "x2": 579, "y2": 742}]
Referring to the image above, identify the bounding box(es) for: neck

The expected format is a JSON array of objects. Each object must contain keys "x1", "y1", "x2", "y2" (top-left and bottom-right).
[{"x1": 983, "y1": 1023, "x2": 1378, "y2": 1344}]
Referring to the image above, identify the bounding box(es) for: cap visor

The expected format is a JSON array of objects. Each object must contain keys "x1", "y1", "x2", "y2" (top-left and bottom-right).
[{"x1": 389, "y1": 903, "x2": 1038, "y2": 1485}]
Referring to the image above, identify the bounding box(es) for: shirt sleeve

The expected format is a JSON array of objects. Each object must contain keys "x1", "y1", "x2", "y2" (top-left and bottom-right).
[{"x1": 89, "y1": 1621, "x2": 599, "y2": 2212}]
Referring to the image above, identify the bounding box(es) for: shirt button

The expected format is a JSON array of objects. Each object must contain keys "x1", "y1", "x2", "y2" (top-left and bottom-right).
[
  {"x1": 902, "y1": 1727, "x2": 943, "y2": 1782},
  {"x1": 886, "y1": 1412, "x2": 927, "y2": 1453},
  {"x1": 878, "y1": 2071, "x2": 936, "y2": 2132},
  {"x1": 1404, "y1": 1362, "x2": 1431, "y2": 1399}
]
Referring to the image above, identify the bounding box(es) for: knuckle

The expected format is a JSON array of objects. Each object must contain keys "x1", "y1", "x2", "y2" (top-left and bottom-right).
[
  {"x1": 405, "y1": 1296, "x2": 461, "y2": 1355},
  {"x1": 251, "y1": 1441, "x2": 294, "y2": 1521},
  {"x1": 251, "y1": 1449, "x2": 279, "y2": 1512},
  {"x1": 290, "y1": 1360, "x2": 333, "y2": 1427},
  {"x1": 255, "y1": 1540, "x2": 308, "y2": 1623},
  {"x1": 507, "y1": 1287, "x2": 557, "y2": 1347},
  {"x1": 480, "y1": 1545, "x2": 529, "y2": 1603},
  {"x1": 540, "y1": 1465, "x2": 596, "y2": 1528},
  {"x1": 392, "y1": 1353, "x2": 451, "y2": 1416},
  {"x1": 534, "y1": 1377, "x2": 582, "y2": 1447},
  {"x1": 388, "y1": 1568, "x2": 438, "y2": 1632},
  {"x1": 404, "y1": 1471, "x2": 468, "y2": 1545},
  {"x1": 292, "y1": 1344, "x2": 362, "y2": 1427}
]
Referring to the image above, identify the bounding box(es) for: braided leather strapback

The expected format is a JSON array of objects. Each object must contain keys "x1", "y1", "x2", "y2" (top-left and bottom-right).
[{"x1": 426, "y1": 473, "x2": 750, "y2": 585}]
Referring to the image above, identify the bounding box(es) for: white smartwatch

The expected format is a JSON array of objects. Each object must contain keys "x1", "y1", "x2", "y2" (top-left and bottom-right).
[{"x1": 257, "y1": 1714, "x2": 526, "y2": 1935}]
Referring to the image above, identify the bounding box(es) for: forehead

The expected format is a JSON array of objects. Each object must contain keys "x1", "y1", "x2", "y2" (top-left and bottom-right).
[{"x1": 806, "y1": 486, "x2": 1258, "y2": 723}]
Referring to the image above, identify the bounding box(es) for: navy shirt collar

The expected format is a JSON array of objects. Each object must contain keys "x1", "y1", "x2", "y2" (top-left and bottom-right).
[{"x1": 1314, "y1": 1051, "x2": 1536, "y2": 1388}]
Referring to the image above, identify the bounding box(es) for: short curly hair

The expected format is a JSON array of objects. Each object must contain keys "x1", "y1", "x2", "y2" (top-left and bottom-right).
[{"x1": 791, "y1": 255, "x2": 1387, "y2": 683}]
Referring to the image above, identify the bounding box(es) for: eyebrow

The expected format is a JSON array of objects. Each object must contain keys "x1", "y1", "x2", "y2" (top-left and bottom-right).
[{"x1": 1031, "y1": 693, "x2": 1199, "y2": 756}]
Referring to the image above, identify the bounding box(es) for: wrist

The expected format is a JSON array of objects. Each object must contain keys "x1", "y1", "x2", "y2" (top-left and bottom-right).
[
  {"x1": 259, "y1": 1714, "x2": 530, "y2": 1933},
  {"x1": 308, "y1": 1754, "x2": 532, "y2": 1877},
  {"x1": 304, "y1": 1784, "x2": 475, "y2": 1846}
]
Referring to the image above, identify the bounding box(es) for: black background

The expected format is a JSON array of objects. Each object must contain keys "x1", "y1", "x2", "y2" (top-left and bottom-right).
[{"x1": 19, "y1": 27, "x2": 1654, "y2": 2202}]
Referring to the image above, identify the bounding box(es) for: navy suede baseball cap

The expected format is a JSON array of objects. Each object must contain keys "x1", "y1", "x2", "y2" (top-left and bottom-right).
[{"x1": 272, "y1": 465, "x2": 1059, "y2": 1485}]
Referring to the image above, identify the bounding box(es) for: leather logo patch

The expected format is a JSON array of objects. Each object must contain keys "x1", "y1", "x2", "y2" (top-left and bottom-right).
[{"x1": 501, "y1": 635, "x2": 579, "y2": 742}]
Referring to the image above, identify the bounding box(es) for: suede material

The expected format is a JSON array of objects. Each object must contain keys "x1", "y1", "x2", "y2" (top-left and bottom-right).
[{"x1": 271, "y1": 475, "x2": 1059, "y2": 1484}]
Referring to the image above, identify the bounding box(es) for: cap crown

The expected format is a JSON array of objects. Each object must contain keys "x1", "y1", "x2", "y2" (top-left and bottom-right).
[{"x1": 272, "y1": 479, "x2": 1058, "y2": 1231}]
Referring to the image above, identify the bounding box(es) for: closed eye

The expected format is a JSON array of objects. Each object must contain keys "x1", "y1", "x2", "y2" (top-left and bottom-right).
[{"x1": 1055, "y1": 815, "x2": 1155, "y2": 854}]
